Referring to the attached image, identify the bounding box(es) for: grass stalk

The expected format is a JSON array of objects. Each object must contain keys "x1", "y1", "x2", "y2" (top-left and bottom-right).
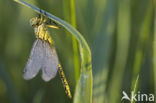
[
  {"x1": 108, "y1": 0, "x2": 130, "y2": 102},
  {"x1": 130, "y1": 75, "x2": 139, "y2": 103},
  {"x1": 153, "y1": 0, "x2": 156, "y2": 99},
  {"x1": 131, "y1": 2, "x2": 153, "y2": 103},
  {"x1": 70, "y1": 0, "x2": 80, "y2": 84},
  {"x1": 62, "y1": 0, "x2": 80, "y2": 84}
]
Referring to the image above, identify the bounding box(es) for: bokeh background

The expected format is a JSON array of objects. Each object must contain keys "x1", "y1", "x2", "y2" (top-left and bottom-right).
[{"x1": 0, "y1": 0, "x2": 155, "y2": 103}]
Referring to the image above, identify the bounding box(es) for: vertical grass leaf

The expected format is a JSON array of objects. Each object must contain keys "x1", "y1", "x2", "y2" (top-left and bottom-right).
[{"x1": 153, "y1": 0, "x2": 156, "y2": 98}]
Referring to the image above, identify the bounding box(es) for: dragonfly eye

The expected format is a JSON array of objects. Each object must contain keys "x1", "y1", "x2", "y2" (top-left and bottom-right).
[{"x1": 30, "y1": 17, "x2": 41, "y2": 27}]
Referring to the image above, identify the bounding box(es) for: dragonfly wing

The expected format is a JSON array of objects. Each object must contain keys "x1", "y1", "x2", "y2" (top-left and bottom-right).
[
  {"x1": 41, "y1": 42, "x2": 59, "y2": 82},
  {"x1": 23, "y1": 39, "x2": 44, "y2": 80}
]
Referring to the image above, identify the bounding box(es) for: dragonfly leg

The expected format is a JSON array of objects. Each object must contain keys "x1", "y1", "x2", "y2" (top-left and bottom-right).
[
  {"x1": 46, "y1": 25, "x2": 59, "y2": 29},
  {"x1": 39, "y1": 9, "x2": 44, "y2": 25},
  {"x1": 43, "y1": 11, "x2": 47, "y2": 23}
]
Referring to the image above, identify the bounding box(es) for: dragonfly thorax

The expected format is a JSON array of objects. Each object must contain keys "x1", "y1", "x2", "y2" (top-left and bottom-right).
[
  {"x1": 34, "y1": 24, "x2": 53, "y2": 45},
  {"x1": 30, "y1": 16, "x2": 56, "y2": 45}
]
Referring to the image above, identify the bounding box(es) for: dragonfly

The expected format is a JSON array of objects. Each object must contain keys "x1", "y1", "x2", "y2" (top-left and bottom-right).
[{"x1": 23, "y1": 12, "x2": 72, "y2": 98}]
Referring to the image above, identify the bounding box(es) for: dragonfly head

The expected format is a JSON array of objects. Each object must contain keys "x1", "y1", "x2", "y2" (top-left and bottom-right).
[{"x1": 30, "y1": 17, "x2": 41, "y2": 27}]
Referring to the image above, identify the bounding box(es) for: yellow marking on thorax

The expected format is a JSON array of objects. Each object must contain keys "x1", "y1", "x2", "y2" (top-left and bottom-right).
[{"x1": 35, "y1": 24, "x2": 54, "y2": 45}]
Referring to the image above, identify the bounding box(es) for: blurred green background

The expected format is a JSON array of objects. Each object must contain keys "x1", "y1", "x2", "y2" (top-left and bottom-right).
[{"x1": 0, "y1": 0, "x2": 155, "y2": 103}]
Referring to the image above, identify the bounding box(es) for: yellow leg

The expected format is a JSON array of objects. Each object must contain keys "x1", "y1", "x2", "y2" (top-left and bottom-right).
[
  {"x1": 43, "y1": 16, "x2": 47, "y2": 23},
  {"x1": 40, "y1": 12, "x2": 59, "y2": 29},
  {"x1": 39, "y1": 14, "x2": 43, "y2": 25},
  {"x1": 46, "y1": 25, "x2": 59, "y2": 29}
]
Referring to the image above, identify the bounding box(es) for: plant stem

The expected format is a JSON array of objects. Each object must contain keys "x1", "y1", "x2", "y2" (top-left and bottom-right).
[
  {"x1": 153, "y1": 0, "x2": 156, "y2": 98},
  {"x1": 70, "y1": 0, "x2": 80, "y2": 84}
]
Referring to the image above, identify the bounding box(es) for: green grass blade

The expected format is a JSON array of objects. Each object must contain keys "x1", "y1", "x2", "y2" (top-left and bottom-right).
[
  {"x1": 92, "y1": 0, "x2": 116, "y2": 102},
  {"x1": 70, "y1": 0, "x2": 80, "y2": 85},
  {"x1": 32, "y1": 89, "x2": 45, "y2": 103},
  {"x1": 131, "y1": 2, "x2": 153, "y2": 103},
  {"x1": 14, "y1": 0, "x2": 93, "y2": 103},
  {"x1": 153, "y1": 0, "x2": 156, "y2": 99},
  {"x1": 131, "y1": 75, "x2": 139, "y2": 103},
  {"x1": 62, "y1": 0, "x2": 80, "y2": 84},
  {"x1": 108, "y1": 0, "x2": 131, "y2": 102}
]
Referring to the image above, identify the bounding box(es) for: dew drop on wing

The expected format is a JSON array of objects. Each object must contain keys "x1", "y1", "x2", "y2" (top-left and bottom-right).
[
  {"x1": 23, "y1": 39, "x2": 45, "y2": 80},
  {"x1": 41, "y1": 41, "x2": 59, "y2": 82}
]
